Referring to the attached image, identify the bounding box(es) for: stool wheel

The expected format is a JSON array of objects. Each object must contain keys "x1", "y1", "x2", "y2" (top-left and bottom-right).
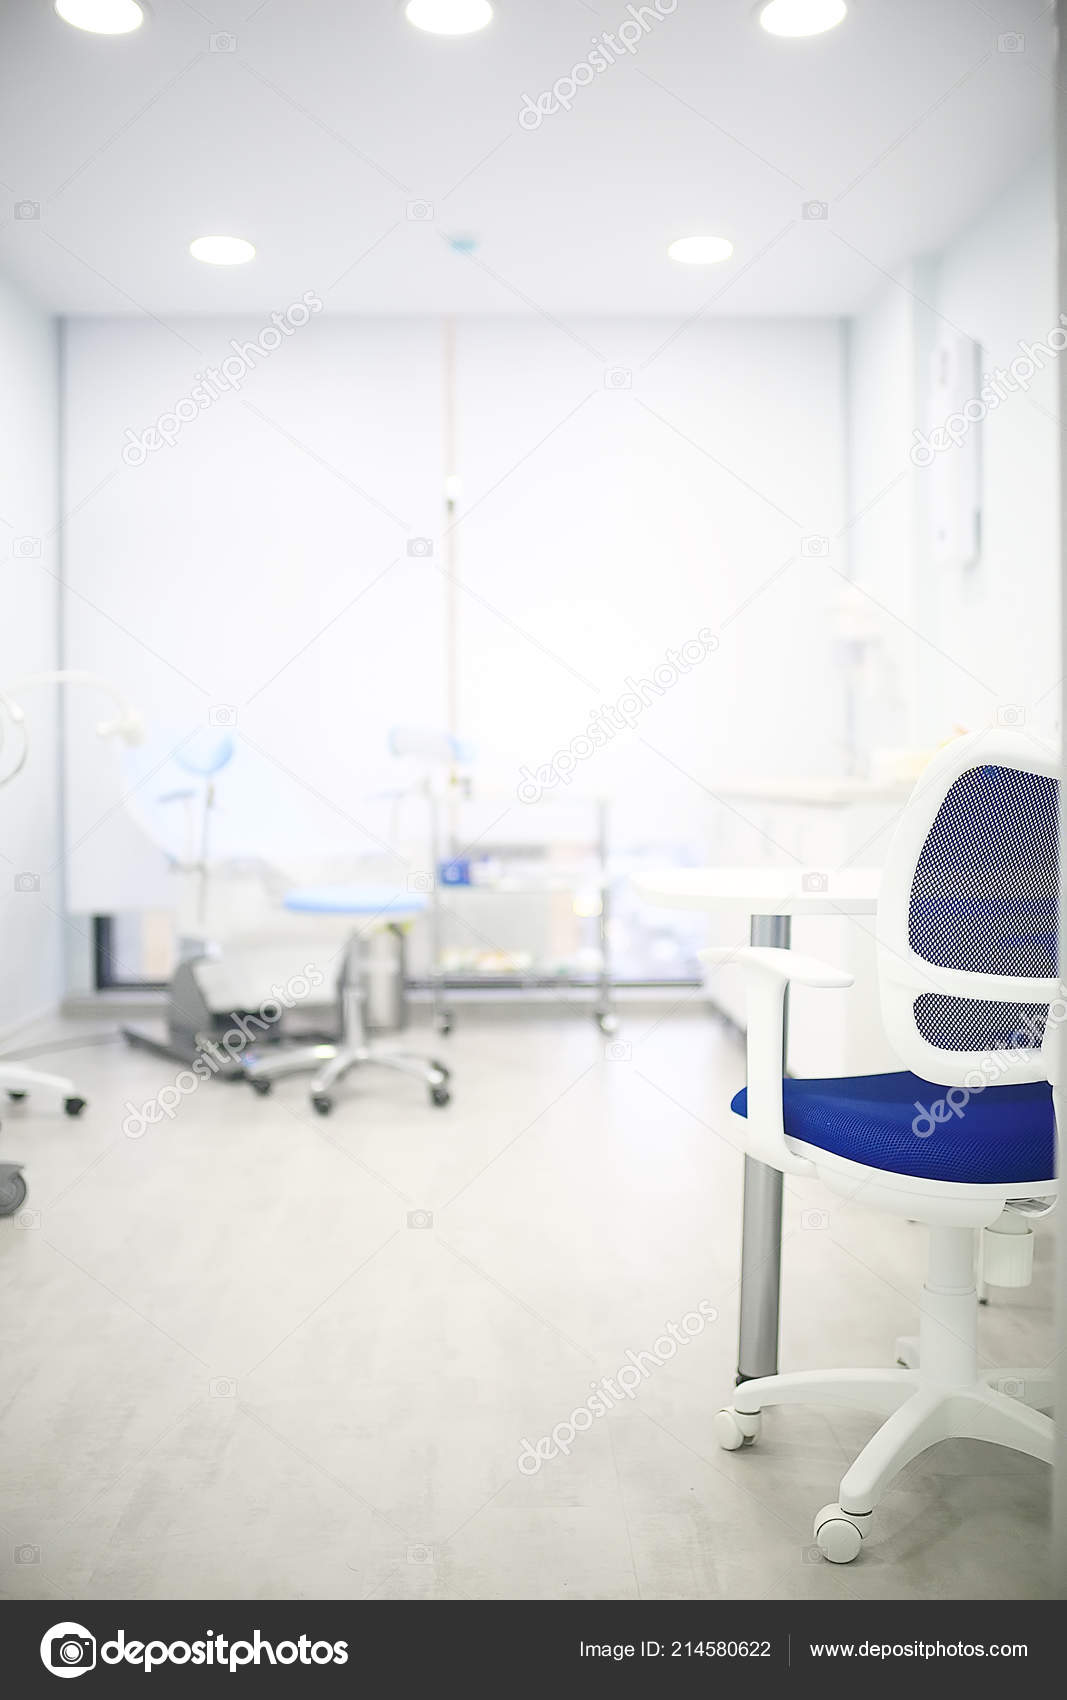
[
  {"x1": 0, "y1": 1170, "x2": 27, "y2": 1217},
  {"x1": 7, "y1": 1090, "x2": 27, "y2": 1102},
  {"x1": 64, "y1": 1097, "x2": 87, "y2": 1117},
  {"x1": 312, "y1": 1094, "x2": 333, "y2": 1116},
  {"x1": 813, "y1": 1504, "x2": 866, "y2": 1565},
  {"x1": 713, "y1": 1407, "x2": 761, "y2": 1450},
  {"x1": 249, "y1": 1078, "x2": 273, "y2": 1097},
  {"x1": 430, "y1": 1085, "x2": 451, "y2": 1108}
]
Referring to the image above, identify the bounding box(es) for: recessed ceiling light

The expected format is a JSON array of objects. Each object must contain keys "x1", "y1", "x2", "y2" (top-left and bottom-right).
[
  {"x1": 668, "y1": 236, "x2": 734, "y2": 266},
  {"x1": 757, "y1": 0, "x2": 847, "y2": 38},
  {"x1": 54, "y1": 0, "x2": 146, "y2": 33},
  {"x1": 189, "y1": 236, "x2": 256, "y2": 267},
  {"x1": 404, "y1": 0, "x2": 493, "y2": 36}
]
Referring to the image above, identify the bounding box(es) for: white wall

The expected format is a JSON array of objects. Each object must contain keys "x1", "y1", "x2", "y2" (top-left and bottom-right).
[
  {"x1": 454, "y1": 318, "x2": 845, "y2": 858},
  {"x1": 61, "y1": 313, "x2": 847, "y2": 920},
  {"x1": 62, "y1": 314, "x2": 446, "y2": 920},
  {"x1": 846, "y1": 152, "x2": 1058, "y2": 756},
  {"x1": 926, "y1": 154, "x2": 1058, "y2": 734},
  {"x1": 0, "y1": 271, "x2": 60, "y2": 1034},
  {"x1": 845, "y1": 277, "x2": 922, "y2": 758}
]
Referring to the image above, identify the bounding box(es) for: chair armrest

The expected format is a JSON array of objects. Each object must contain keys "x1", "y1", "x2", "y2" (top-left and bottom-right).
[
  {"x1": 701, "y1": 946, "x2": 854, "y2": 990},
  {"x1": 699, "y1": 946, "x2": 854, "y2": 1176}
]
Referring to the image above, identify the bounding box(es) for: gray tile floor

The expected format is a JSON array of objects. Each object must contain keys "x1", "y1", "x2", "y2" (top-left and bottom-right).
[{"x1": 0, "y1": 1005, "x2": 1054, "y2": 1600}]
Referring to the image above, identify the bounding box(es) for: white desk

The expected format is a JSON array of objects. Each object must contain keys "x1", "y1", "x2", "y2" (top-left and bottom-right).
[
  {"x1": 634, "y1": 865, "x2": 881, "y2": 1384},
  {"x1": 636, "y1": 866, "x2": 881, "y2": 916}
]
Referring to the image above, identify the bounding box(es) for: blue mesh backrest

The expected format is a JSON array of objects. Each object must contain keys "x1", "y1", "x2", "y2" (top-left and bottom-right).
[{"x1": 909, "y1": 763, "x2": 1058, "y2": 1053}]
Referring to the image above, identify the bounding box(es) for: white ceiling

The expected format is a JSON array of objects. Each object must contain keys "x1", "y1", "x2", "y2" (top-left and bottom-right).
[{"x1": 0, "y1": 0, "x2": 1052, "y2": 319}]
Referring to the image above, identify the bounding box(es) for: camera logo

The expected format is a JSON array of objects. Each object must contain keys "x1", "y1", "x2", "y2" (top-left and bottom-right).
[
  {"x1": 996, "y1": 703, "x2": 1025, "y2": 728},
  {"x1": 801, "y1": 870, "x2": 828, "y2": 894},
  {"x1": 802, "y1": 200, "x2": 829, "y2": 221},
  {"x1": 14, "y1": 536, "x2": 41, "y2": 557},
  {"x1": 801, "y1": 534, "x2": 829, "y2": 557},
  {"x1": 407, "y1": 537, "x2": 434, "y2": 558},
  {"x1": 604, "y1": 366, "x2": 632, "y2": 390},
  {"x1": 15, "y1": 200, "x2": 40, "y2": 220},
  {"x1": 208, "y1": 704, "x2": 238, "y2": 727},
  {"x1": 210, "y1": 31, "x2": 237, "y2": 51},
  {"x1": 41, "y1": 1622, "x2": 96, "y2": 1679},
  {"x1": 407, "y1": 200, "x2": 434, "y2": 221},
  {"x1": 995, "y1": 1376, "x2": 1025, "y2": 1399}
]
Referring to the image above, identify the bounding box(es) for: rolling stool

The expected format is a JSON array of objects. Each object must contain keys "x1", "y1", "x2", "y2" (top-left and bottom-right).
[
  {"x1": 0, "y1": 1062, "x2": 86, "y2": 1120},
  {"x1": 0, "y1": 1068, "x2": 87, "y2": 1218},
  {"x1": 0, "y1": 1064, "x2": 87, "y2": 1217},
  {"x1": 241, "y1": 886, "x2": 451, "y2": 1115}
]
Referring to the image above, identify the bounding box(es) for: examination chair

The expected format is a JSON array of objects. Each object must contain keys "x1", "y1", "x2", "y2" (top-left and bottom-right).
[{"x1": 712, "y1": 730, "x2": 1057, "y2": 1562}]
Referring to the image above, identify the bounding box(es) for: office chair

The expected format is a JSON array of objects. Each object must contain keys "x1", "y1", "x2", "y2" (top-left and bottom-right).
[
  {"x1": 711, "y1": 730, "x2": 1058, "y2": 1562},
  {"x1": 242, "y1": 887, "x2": 451, "y2": 1114}
]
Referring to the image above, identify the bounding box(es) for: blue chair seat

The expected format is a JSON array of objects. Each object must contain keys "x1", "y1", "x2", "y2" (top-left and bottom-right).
[
  {"x1": 284, "y1": 885, "x2": 427, "y2": 918},
  {"x1": 730, "y1": 1072, "x2": 1055, "y2": 1185}
]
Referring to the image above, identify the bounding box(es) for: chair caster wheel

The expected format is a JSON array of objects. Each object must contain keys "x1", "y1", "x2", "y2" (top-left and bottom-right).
[
  {"x1": 0, "y1": 1170, "x2": 27, "y2": 1216},
  {"x1": 64, "y1": 1097, "x2": 87, "y2": 1117},
  {"x1": 713, "y1": 1407, "x2": 761, "y2": 1451},
  {"x1": 7, "y1": 1091, "x2": 27, "y2": 1102},
  {"x1": 430, "y1": 1085, "x2": 451, "y2": 1107},
  {"x1": 596, "y1": 1011, "x2": 618, "y2": 1035},
  {"x1": 813, "y1": 1504, "x2": 867, "y2": 1564},
  {"x1": 311, "y1": 1095, "x2": 333, "y2": 1116},
  {"x1": 249, "y1": 1078, "x2": 272, "y2": 1096}
]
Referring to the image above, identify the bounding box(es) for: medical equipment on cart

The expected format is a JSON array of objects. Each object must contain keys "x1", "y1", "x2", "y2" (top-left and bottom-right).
[{"x1": 386, "y1": 727, "x2": 617, "y2": 1035}]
